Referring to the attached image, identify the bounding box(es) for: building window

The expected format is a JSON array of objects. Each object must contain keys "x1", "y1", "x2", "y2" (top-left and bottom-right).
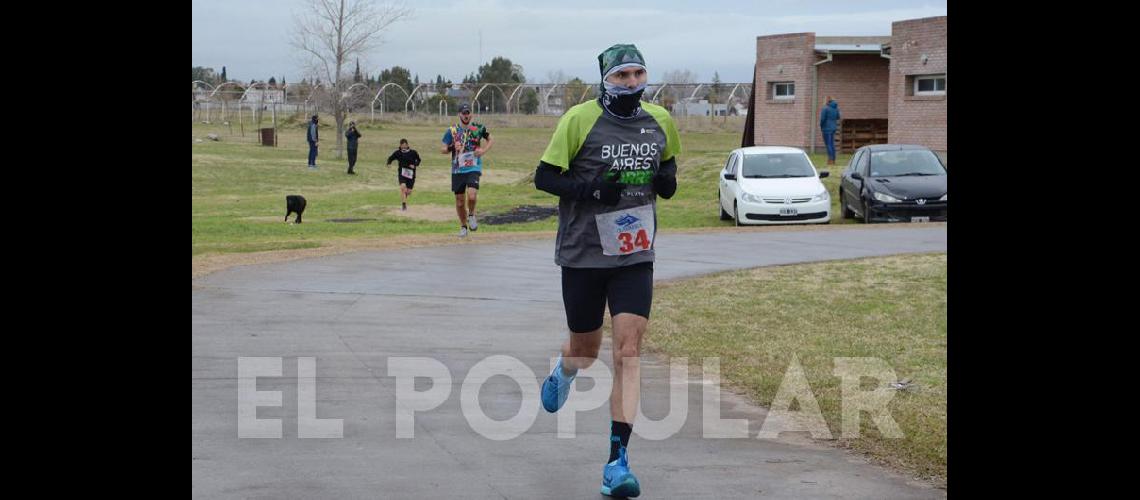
[
  {"x1": 772, "y1": 82, "x2": 795, "y2": 100},
  {"x1": 914, "y1": 74, "x2": 946, "y2": 96}
]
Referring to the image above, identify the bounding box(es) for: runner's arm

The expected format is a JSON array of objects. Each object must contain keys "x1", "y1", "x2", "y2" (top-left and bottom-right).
[
  {"x1": 534, "y1": 161, "x2": 624, "y2": 205},
  {"x1": 534, "y1": 161, "x2": 585, "y2": 199},
  {"x1": 476, "y1": 131, "x2": 493, "y2": 157}
]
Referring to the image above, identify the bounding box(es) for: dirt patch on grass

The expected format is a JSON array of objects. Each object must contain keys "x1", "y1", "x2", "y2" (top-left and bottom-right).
[
  {"x1": 192, "y1": 230, "x2": 556, "y2": 281},
  {"x1": 481, "y1": 205, "x2": 558, "y2": 225},
  {"x1": 387, "y1": 204, "x2": 458, "y2": 222}
]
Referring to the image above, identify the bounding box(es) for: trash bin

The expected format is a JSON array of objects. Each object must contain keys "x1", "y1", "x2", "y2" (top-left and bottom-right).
[{"x1": 259, "y1": 127, "x2": 276, "y2": 146}]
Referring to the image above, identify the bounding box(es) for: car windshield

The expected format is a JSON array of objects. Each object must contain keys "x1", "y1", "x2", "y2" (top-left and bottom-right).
[
  {"x1": 868, "y1": 150, "x2": 946, "y2": 177},
  {"x1": 741, "y1": 153, "x2": 815, "y2": 178}
]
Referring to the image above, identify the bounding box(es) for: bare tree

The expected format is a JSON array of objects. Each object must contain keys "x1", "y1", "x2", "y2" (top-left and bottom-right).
[{"x1": 290, "y1": 0, "x2": 411, "y2": 159}]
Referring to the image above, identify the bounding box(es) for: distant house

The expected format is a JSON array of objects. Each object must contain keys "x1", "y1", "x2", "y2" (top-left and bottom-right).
[
  {"x1": 241, "y1": 88, "x2": 286, "y2": 105},
  {"x1": 675, "y1": 99, "x2": 729, "y2": 117}
]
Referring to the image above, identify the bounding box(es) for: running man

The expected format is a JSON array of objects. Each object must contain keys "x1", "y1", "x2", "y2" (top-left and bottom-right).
[
  {"x1": 532, "y1": 43, "x2": 680, "y2": 498},
  {"x1": 386, "y1": 138, "x2": 421, "y2": 211},
  {"x1": 440, "y1": 102, "x2": 493, "y2": 237}
]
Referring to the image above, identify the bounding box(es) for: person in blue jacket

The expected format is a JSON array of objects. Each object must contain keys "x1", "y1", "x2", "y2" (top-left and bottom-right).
[{"x1": 820, "y1": 96, "x2": 841, "y2": 165}]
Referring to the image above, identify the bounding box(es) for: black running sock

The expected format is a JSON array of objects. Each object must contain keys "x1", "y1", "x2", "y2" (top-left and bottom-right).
[{"x1": 609, "y1": 421, "x2": 632, "y2": 463}]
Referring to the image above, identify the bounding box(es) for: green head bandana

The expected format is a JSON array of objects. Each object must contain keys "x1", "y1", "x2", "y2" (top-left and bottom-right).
[{"x1": 598, "y1": 44, "x2": 646, "y2": 89}]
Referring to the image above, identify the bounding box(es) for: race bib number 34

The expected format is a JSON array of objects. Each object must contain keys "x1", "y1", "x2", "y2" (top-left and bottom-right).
[{"x1": 594, "y1": 204, "x2": 656, "y2": 256}]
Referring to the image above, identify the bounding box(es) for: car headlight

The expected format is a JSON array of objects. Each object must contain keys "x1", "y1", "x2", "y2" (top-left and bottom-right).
[
  {"x1": 873, "y1": 192, "x2": 901, "y2": 203},
  {"x1": 940, "y1": 194, "x2": 947, "y2": 201},
  {"x1": 741, "y1": 192, "x2": 763, "y2": 203},
  {"x1": 812, "y1": 190, "x2": 830, "y2": 202}
]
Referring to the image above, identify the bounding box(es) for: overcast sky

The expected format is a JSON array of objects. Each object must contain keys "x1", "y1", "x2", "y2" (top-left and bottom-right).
[{"x1": 192, "y1": 0, "x2": 946, "y2": 84}]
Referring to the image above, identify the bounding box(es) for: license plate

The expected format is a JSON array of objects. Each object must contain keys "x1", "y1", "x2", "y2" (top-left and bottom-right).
[
  {"x1": 911, "y1": 216, "x2": 930, "y2": 223},
  {"x1": 780, "y1": 208, "x2": 798, "y2": 216}
]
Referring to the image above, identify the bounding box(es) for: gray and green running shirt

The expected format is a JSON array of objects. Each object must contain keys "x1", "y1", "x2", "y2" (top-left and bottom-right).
[{"x1": 540, "y1": 100, "x2": 681, "y2": 268}]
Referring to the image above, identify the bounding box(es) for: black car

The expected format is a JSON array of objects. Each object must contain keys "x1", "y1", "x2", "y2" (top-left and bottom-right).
[{"x1": 837, "y1": 144, "x2": 947, "y2": 223}]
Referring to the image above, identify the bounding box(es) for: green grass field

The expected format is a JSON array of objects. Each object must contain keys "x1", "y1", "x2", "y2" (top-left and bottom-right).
[
  {"x1": 649, "y1": 253, "x2": 947, "y2": 484},
  {"x1": 192, "y1": 114, "x2": 854, "y2": 256}
]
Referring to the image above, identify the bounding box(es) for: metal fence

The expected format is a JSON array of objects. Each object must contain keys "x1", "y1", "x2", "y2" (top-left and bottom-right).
[{"x1": 192, "y1": 81, "x2": 753, "y2": 125}]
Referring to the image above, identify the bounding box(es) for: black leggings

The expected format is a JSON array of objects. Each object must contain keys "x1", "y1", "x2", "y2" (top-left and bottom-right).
[{"x1": 347, "y1": 148, "x2": 358, "y2": 170}]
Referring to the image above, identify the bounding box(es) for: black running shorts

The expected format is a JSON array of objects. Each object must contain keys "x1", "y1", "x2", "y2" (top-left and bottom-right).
[{"x1": 560, "y1": 262, "x2": 653, "y2": 333}]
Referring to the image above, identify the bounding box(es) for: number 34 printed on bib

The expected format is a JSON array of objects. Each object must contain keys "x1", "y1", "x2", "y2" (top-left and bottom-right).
[{"x1": 594, "y1": 204, "x2": 656, "y2": 256}]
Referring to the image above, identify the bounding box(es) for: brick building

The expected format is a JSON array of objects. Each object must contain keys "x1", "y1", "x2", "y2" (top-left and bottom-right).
[{"x1": 748, "y1": 16, "x2": 946, "y2": 155}]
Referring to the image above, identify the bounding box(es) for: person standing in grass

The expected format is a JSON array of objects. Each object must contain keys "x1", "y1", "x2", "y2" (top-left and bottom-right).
[
  {"x1": 306, "y1": 114, "x2": 320, "y2": 169},
  {"x1": 820, "y1": 96, "x2": 841, "y2": 165},
  {"x1": 345, "y1": 121, "x2": 362, "y2": 175}
]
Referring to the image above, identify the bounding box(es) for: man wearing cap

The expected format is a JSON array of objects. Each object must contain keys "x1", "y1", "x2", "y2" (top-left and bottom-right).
[
  {"x1": 532, "y1": 43, "x2": 680, "y2": 498},
  {"x1": 440, "y1": 102, "x2": 493, "y2": 237}
]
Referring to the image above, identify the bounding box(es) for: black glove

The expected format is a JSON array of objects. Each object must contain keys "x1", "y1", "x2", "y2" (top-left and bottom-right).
[
  {"x1": 653, "y1": 172, "x2": 677, "y2": 199},
  {"x1": 586, "y1": 171, "x2": 626, "y2": 206}
]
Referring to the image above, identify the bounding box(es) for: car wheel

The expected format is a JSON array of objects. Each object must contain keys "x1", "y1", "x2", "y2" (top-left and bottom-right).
[
  {"x1": 734, "y1": 200, "x2": 743, "y2": 226},
  {"x1": 839, "y1": 189, "x2": 854, "y2": 219},
  {"x1": 862, "y1": 199, "x2": 874, "y2": 224},
  {"x1": 719, "y1": 190, "x2": 732, "y2": 220}
]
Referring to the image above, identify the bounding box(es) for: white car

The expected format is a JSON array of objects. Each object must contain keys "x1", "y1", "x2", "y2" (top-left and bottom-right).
[{"x1": 718, "y1": 146, "x2": 831, "y2": 225}]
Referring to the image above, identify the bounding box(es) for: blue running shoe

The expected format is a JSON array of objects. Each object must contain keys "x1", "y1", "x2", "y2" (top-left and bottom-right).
[
  {"x1": 601, "y1": 440, "x2": 640, "y2": 497},
  {"x1": 541, "y1": 356, "x2": 575, "y2": 413}
]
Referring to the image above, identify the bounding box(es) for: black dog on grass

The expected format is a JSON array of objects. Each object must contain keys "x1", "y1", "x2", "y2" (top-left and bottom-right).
[{"x1": 285, "y1": 195, "x2": 307, "y2": 223}]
